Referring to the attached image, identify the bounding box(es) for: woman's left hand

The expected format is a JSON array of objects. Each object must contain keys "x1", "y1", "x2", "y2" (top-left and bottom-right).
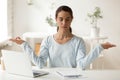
[
  {"x1": 101, "y1": 42, "x2": 116, "y2": 49},
  {"x1": 9, "y1": 37, "x2": 25, "y2": 45}
]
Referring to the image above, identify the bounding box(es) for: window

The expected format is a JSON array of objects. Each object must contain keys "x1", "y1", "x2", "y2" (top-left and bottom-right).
[
  {"x1": 0, "y1": 0, "x2": 7, "y2": 42},
  {"x1": 0, "y1": 0, "x2": 13, "y2": 42}
]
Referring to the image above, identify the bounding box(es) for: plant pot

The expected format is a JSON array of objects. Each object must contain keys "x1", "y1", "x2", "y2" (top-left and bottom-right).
[{"x1": 90, "y1": 27, "x2": 100, "y2": 38}]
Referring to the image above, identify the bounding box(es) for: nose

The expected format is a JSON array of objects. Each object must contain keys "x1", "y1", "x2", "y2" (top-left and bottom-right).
[{"x1": 62, "y1": 20, "x2": 67, "y2": 26}]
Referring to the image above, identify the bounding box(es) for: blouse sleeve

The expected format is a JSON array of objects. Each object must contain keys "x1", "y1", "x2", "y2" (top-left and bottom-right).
[
  {"x1": 20, "y1": 38, "x2": 49, "y2": 68},
  {"x1": 76, "y1": 38, "x2": 104, "y2": 70}
]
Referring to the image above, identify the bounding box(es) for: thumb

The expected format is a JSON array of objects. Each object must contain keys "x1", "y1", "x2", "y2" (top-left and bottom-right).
[{"x1": 16, "y1": 37, "x2": 21, "y2": 40}]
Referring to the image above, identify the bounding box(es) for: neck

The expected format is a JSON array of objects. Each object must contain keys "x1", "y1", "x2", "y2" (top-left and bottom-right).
[{"x1": 55, "y1": 30, "x2": 72, "y2": 40}]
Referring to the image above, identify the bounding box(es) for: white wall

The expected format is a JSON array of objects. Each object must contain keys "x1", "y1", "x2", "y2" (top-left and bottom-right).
[{"x1": 12, "y1": 0, "x2": 120, "y2": 69}]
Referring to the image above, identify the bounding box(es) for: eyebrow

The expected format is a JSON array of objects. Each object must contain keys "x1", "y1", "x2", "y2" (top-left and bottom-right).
[{"x1": 59, "y1": 17, "x2": 71, "y2": 19}]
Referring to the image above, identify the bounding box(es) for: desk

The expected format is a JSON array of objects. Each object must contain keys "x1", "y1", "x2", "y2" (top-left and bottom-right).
[{"x1": 0, "y1": 66, "x2": 120, "y2": 80}]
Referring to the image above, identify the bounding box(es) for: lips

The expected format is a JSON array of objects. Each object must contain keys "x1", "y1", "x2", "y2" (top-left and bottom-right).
[{"x1": 62, "y1": 26, "x2": 67, "y2": 28}]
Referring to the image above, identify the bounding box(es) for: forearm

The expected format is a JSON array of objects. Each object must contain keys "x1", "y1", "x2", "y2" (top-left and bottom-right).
[
  {"x1": 78, "y1": 44, "x2": 104, "y2": 70},
  {"x1": 20, "y1": 42, "x2": 45, "y2": 68}
]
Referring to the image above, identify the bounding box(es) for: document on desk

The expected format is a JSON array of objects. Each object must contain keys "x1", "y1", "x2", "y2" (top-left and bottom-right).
[{"x1": 56, "y1": 68, "x2": 82, "y2": 77}]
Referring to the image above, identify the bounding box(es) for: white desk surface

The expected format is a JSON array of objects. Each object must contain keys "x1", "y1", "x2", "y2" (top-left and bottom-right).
[{"x1": 0, "y1": 66, "x2": 120, "y2": 80}]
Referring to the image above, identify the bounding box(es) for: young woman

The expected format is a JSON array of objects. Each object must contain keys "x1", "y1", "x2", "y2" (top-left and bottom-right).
[{"x1": 10, "y1": 5, "x2": 116, "y2": 70}]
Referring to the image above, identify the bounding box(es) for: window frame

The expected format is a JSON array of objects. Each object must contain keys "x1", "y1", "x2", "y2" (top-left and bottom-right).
[{"x1": 0, "y1": 0, "x2": 13, "y2": 46}]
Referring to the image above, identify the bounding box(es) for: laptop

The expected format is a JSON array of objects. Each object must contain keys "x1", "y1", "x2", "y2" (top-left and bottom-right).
[{"x1": 1, "y1": 50, "x2": 49, "y2": 78}]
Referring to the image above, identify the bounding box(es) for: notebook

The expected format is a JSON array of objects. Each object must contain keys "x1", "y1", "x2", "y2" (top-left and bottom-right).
[
  {"x1": 56, "y1": 68, "x2": 82, "y2": 77},
  {"x1": 1, "y1": 50, "x2": 49, "y2": 78}
]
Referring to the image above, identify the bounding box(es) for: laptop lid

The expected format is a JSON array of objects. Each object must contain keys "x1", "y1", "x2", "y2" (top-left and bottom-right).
[{"x1": 1, "y1": 50, "x2": 35, "y2": 77}]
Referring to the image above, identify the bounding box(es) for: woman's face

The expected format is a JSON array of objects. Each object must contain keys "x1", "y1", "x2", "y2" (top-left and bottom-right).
[{"x1": 56, "y1": 11, "x2": 73, "y2": 31}]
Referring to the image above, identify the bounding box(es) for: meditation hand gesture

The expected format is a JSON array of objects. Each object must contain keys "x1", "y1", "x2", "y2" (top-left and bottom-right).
[
  {"x1": 101, "y1": 42, "x2": 116, "y2": 49},
  {"x1": 9, "y1": 37, "x2": 25, "y2": 45}
]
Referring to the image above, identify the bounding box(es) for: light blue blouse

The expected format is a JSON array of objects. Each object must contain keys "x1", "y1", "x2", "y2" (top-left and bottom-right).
[{"x1": 21, "y1": 35, "x2": 104, "y2": 70}]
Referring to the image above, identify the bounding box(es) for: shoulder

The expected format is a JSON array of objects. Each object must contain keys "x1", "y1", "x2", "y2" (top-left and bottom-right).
[
  {"x1": 71, "y1": 35, "x2": 86, "y2": 49},
  {"x1": 43, "y1": 35, "x2": 52, "y2": 40},
  {"x1": 72, "y1": 35, "x2": 85, "y2": 44},
  {"x1": 41, "y1": 35, "x2": 53, "y2": 45}
]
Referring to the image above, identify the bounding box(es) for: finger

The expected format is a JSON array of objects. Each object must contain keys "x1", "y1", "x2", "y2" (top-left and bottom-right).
[
  {"x1": 15, "y1": 37, "x2": 20, "y2": 40},
  {"x1": 9, "y1": 39, "x2": 16, "y2": 42},
  {"x1": 111, "y1": 44, "x2": 116, "y2": 47},
  {"x1": 16, "y1": 37, "x2": 21, "y2": 39},
  {"x1": 9, "y1": 38, "x2": 15, "y2": 41},
  {"x1": 108, "y1": 44, "x2": 116, "y2": 49},
  {"x1": 105, "y1": 42, "x2": 110, "y2": 44},
  {"x1": 107, "y1": 42, "x2": 116, "y2": 47}
]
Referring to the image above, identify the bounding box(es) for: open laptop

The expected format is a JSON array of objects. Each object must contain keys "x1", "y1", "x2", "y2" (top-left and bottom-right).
[{"x1": 1, "y1": 50, "x2": 49, "y2": 78}]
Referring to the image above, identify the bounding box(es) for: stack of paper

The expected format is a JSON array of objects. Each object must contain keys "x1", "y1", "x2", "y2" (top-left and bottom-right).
[{"x1": 56, "y1": 68, "x2": 82, "y2": 77}]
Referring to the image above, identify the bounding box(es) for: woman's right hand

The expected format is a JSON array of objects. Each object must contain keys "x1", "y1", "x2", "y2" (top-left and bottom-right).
[
  {"x1": 9, "y1": 37, "x2": 25, "y2": 45},
  {"x1": 101, "y1": 42, "x2": 116, "y2": 49}
]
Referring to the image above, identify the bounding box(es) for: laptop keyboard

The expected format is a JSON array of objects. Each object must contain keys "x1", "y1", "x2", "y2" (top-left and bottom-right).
[{"x1": 33, "y1": 70, "x2": 49, "y2": 77}]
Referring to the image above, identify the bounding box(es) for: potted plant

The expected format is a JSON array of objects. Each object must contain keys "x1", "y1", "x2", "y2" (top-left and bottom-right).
[
  {"x1": 46, "y1": 15, "x2": 57, "y2": 27},
  {"x1": 87, "y1": 7, "x2": 103, "y2": 38},
  {"x1": 45, "y1": 2, "x2": 57, "y2": 27}
]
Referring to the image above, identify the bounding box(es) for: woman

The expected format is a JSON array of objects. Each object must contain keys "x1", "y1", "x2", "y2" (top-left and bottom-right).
[{"x1": 10, "y1": 5, "x2": 116, "y2": 70}]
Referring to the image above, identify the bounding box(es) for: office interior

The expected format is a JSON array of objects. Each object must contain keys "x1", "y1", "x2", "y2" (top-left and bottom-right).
[{"x1": 0, "y1": 0, "x2": 120, "y2": 70}]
